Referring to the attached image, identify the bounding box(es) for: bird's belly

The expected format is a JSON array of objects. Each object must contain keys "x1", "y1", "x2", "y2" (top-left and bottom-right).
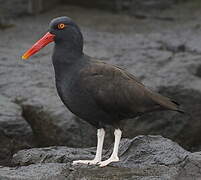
[{"x1": 56, "y1": 82, "x2": 112, "y2": 127}]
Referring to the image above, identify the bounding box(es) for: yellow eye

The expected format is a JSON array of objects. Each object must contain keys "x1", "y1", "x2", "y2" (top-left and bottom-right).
[{"x1": 57, "y1": 23, "x2": 66, "y2": 29}]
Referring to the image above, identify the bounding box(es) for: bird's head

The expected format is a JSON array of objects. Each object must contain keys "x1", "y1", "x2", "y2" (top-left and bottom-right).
[{"x1": 22, "y1": 16, "x2": 83, "y2": 60}]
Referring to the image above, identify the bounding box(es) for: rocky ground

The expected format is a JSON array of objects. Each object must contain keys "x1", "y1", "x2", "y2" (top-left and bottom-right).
[
  {"x1": 1, "y1": 0, "x2": 201, "y2": 179},
  {"x1": 1, "y1": 135, "x2": 201, "y2": 180}
]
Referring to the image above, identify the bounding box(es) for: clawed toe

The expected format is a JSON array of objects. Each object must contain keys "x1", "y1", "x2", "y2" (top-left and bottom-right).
[
  {"x1": 98, "y1": 157, "x2": 119, "y2": 167},
  {"x1": 72, "y1": 159, "x2": 100, "y2": 165}
]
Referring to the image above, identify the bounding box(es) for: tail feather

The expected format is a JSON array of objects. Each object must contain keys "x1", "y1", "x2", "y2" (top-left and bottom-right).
[
  {"x1": 147, "y1": 90, "x2": 184, "y2": 113},
  {"x1": 170, "y1": 100, "x2": 185, "y2": 114},
  {"x1": 177, "y1": 108, "x2": 185, "y2": 114}
]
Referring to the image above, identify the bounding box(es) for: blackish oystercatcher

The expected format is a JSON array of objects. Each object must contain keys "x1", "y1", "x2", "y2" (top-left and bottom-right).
[{"x1": 22, "y1": 16, "x2": 184, "y2": 167}]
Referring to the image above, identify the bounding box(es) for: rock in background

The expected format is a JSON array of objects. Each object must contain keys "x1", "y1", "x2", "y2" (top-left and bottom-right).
[
  {"x1": 0, "y1": 0, "x2": 201, "y2": 175},
  {"x1": 61, "y1": 0, "x2": 186, "y2": 12},
  {"x1": 0, "y1": 0, "x2": 60, "y2": 16},
  {"x1": 0, "y1": 95, "x2": 33, "y2": 166}
]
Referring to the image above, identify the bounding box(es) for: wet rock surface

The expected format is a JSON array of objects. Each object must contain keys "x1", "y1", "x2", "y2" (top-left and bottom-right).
[{"x1": 1, "y1": 135, "x2": 201, "y2": 180}]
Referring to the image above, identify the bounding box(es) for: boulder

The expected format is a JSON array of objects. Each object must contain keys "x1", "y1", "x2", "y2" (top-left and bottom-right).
[
  {"x1": 1, "y1": 135, "x2": 201, "y2": 179},
  {"x1": 0, "y1": 95, "x2": 33, "y2": 166},
  {"x1": 21, "y1": 102, "x2": 97, "y2": 147}
]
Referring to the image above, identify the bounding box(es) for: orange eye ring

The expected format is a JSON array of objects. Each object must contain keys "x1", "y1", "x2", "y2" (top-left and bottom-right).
[{"x1": 58, "y1": 23, "x2": 66, "y2": 29}]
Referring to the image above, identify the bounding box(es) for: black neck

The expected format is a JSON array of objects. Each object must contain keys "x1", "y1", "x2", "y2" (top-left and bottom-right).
[
  {"x1": 53, "y1": 42, "x2": 83, "y2": 64},
  {"x1": 52, "y1": 43, "x2": 85, "y2": 82}
]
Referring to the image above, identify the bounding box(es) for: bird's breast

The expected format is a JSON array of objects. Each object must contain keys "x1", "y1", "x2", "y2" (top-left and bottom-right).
[
  {"x1": 55, "y1": 70, "x2": 93, "y2": 116},
  {"x1": 55, "y1": 71, "x2": 112, "y2": 126}
]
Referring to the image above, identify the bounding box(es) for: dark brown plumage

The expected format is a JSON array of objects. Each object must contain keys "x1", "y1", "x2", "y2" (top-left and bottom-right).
[{"x1": 71, "y1": 57, "x2": 183, "y2": 127}]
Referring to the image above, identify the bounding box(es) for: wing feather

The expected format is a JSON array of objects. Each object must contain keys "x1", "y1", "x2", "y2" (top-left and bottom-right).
[{"x1": 80, "y1": 60, "x2": 180, "y2": 118}]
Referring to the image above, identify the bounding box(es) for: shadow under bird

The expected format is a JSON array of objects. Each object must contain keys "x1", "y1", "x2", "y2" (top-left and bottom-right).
[{"x1": 22, "y1": 16, "x2": 184, "y2": 167}]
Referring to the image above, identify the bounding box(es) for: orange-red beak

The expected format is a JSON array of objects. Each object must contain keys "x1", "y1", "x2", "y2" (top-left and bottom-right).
[{"x1": 22, "y1": 32, "x2": 55, "y2": 60}]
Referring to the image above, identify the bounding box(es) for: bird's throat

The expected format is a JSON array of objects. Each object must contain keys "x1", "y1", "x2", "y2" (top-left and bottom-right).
[{"x1": 53, "y1": 42, "x2": 83, "y2": 64}]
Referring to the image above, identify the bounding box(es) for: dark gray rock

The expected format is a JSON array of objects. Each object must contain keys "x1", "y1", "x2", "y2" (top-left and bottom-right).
[
  {"x1": 21, "y1": 98, "x2": 99, "y2": 147},
  {"x1": 176, "y1": 152, "x2": 201, "y2": 180},
  {"x1": 2, "y1": 135, "x2": 201, "y2": 180},
  {"x1": 0, "y1": 163, "x2": 69, "y2": 180},
  {"x1": 11, "y1": 146, "x2": 98, "y2": 166},
  {"x1": 1, "y1": 0, "x2": 201, "y2": 166},
  {"x1": 12, "y1": 136, "x2": 189, "y2": 167},
  {"x1": 0, "y1": 0, "x2": 28, "y2": 17},
  {"x1": 62, "y1": 0, "x2": 178, "y2": 13},
  {"x1": 21, "y1": 103, "x2": 97, "y2": 147},
  {"x1": 129, "y1": 0, "x2": 175, "y2": 15},
  {"x1": 0, "y1": 95, "x2": 33, "y2": 166},
  {"x1": 0, "y1": 95, "x2": 30, "y2": 137},
  {"x1": 195, "y1": 64, "x2": 201, "y2": 78},
  {"x1": 0, "y1": 0, "x2": 60, "y2": 18}
]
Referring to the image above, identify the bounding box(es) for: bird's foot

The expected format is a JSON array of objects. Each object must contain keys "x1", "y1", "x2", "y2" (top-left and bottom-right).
[
  {"x1": 72, "y1": 159, "x2": 100, "y2": 165},
  {"x1": 98, "y1": 156, "x2": 119, "y2": 167}
]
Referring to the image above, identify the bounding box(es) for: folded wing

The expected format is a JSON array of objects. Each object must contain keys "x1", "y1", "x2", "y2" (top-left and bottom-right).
[{"x1": 80, "y1": 60, "x2": 182, "y2": 119}]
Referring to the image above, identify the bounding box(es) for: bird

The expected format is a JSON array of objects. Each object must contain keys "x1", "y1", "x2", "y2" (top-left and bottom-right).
[{"x1": 22, "y1": 16, "x2": 184, "y2": 167}]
